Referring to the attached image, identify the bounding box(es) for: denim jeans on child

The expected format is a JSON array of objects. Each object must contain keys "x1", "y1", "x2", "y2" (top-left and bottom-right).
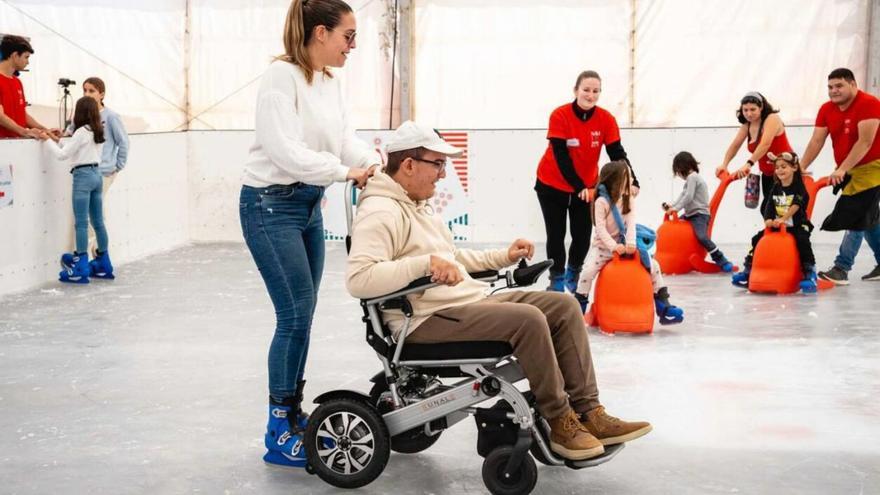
[
  {"x1": 72, "y1": 165, "x2": 108, "y2": 254},
  {"x1": 683, "y1": 213, "x2": 717, "y2": 253},
  {"x1": 239, "y1": 183, "x2": 325, "y2": 399},
  {"x1": 833, "y1": 226, "x2": 880, "y2": 271}
]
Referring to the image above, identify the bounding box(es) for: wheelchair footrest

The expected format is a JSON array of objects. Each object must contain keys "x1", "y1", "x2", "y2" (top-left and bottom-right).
[{"x1": 565, "y1": 442, "x2": 625, "y2": 469}]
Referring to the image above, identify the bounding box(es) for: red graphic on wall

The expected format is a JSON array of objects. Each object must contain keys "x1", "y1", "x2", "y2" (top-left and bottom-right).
[{"x1": 440, "y1": 131, "x2": 468, "y2": 194}]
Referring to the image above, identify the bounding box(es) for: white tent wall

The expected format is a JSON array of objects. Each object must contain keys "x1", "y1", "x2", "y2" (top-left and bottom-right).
[
  {"x1": 0, "y1": 0, "x2": 187, "y2": 132},
  {"x1": 185, "y1": 0, "x2": 397, "y2": 130},
  {"x1": 411, "y1": 0, "x2": 634, "y2": 129},
  {"x1": 634, "y1": 0, "x2": 870, "y2": 127},
  {"x1": 2, "y1": 1, "x2": 873, "y2": 130},
  {"x1": 412, "y1": 0, "x2": 871, "y2": 128}
]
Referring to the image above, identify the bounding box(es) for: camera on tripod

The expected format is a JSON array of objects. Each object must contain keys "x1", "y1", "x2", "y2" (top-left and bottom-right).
[{"x1": 57, "y1": 78, "x2": 77, "y2": 129}]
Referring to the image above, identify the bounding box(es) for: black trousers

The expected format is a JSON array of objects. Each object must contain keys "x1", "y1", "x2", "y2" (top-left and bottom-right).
[
  {"x1": 535, "y1": 180, "x2": 592, "y2": 276},
  {"x1": 744, "y1": 225, "x2": 815, "y2": 274}
]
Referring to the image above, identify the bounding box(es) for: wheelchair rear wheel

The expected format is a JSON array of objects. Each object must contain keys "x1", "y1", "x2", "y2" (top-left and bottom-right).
[
  {"x1": 482, "y1": 445, "x2": 538, "y2": 495},
  {"x1": 304, "y1": 398, "x2": 390, "y2": 489},
  {"x1": 370, "y1": 381, "x2": 443, "y2": 454}
]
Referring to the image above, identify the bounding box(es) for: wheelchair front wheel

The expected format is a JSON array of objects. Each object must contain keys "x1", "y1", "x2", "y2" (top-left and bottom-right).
[
  {"x1": 482, "y1": 445, "x2": 538, "y2": 495},
  {"x1": 304, "y1": 398, "x2": 390, "y2": 489}
]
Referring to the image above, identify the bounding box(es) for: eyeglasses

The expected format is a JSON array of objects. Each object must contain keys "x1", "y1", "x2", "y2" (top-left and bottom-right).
[
  {"x1": 412, "y1": 157, "x2": 447, "y2": 173},
  {"x1": 332, "y1": 29, "x2": 356, "y2": 47}
]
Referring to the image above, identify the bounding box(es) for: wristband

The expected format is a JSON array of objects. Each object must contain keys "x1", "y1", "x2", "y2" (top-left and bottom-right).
[{"x1": 746, "y1": 159, "x2": 755, "y2": 167}]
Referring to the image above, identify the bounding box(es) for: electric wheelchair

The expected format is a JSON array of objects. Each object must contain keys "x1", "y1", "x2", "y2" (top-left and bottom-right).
[{"x1": 302, "y1": 182, "x2": 623, "y2": 495}]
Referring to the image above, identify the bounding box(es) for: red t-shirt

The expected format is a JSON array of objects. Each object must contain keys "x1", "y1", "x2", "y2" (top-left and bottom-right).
[
  {"x1": 536, "y1": 103, "x2": 620, "y2": 193},
  {"x1": 0, "y1": 73, "x2": 27, "y2": 138},
  {"x1": 815, "y1": 90, "x2": 880, "y2": 167},
  {"x1": 747, "y1": 127, "x2": 793, "y2": 176}
]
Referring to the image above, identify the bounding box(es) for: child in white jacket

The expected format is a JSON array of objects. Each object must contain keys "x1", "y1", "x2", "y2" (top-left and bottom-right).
[{"x1": 44, "y1": 96, "x2": 114, "y2": 283}]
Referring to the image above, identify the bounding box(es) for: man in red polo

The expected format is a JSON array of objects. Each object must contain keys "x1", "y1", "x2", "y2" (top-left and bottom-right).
[
  {"x1": 801, "y1": 67, "x2": 880, "y2": 284},
  {"x1": 0, "y1": 35, "x2": 52, "y2": 139}
]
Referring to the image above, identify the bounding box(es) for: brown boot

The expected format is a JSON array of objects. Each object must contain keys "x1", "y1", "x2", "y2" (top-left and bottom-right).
[
  {"x1": 580, "y1": 406, "x2": 652, "y2": 445},
  {"x1": 547, "y1": 409, "x2": 604, "y2": 460}
]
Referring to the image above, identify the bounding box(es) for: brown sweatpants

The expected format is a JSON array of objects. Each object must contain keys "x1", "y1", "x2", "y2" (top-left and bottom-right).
[{"x1": 408, "y1": 290, "x2": 600, "y2": 420}]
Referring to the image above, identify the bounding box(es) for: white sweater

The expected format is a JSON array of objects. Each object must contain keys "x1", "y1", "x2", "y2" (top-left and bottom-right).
[
  {"x1": 44, "y1": 126, "x2": 101, "y2": 168},
  {"x1": 242, "y1": 61, "x2": 381, "y2": 187}
]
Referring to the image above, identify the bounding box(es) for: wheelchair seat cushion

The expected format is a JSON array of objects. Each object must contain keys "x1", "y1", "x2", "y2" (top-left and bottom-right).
[{"x1": 399, "y1": 341, "x2": 513, "y2": 361}]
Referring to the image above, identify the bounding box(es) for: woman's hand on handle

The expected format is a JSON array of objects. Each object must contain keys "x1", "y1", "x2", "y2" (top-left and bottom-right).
[
  {"x1": 715, "y1": 164, "x2": 727, "y2": 178},
  {"x1": 347, "y1": 167, "x2": 370, "y2": 189},
  {"x1": 614, "y1": 244, "x2": 626, "y2": 255},
  {"x1": 734, "y1": 164, "x2": 752, "y2": 179},
  {"x1": 624, "y1": 245, "x2": 636, "y2": 255}
]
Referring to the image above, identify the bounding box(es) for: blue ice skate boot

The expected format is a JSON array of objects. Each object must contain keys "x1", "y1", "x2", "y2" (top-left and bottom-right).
[
  {"x1": 546, "y1": 273, "x2": 565, "y2": 292},
  {"x1": 59, "y1": 252, "x2": 90, "y2": 284},
  {"x1": 263, "y1": 380, "x2": 309, "y2": 468},
  {"x1": 654, "y1": 287, "x2": 684, "y2": 325},
  {"x1": 731, "y1": 269, "x2": 750, "y2": 288},
  {"x1": 563, "y1": 265, "x2": 581, "y2": 293},
  {"x1": 710, "y1": 251, "x2": 734, "y2": 273},
  {"x1": 89, "y1": 250, "x2": 116, "y2": 279},
  {"x1": 800, "y1": 268, "x2": 817, "y2": 294}
]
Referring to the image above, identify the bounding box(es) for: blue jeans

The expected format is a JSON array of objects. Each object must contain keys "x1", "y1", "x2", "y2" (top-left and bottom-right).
[
  {"x1": 684, "y1": 213, "x2": 718, "y2": 253},
  {"x1": 72, "y1": 165, "x2": 108, "y2": 254},
  {"x1": 239, "y1": 183, "x2": 325, "y2": 399},
  {"x1": 833, "y1": 225, "x2": 880, "y2": 271}
]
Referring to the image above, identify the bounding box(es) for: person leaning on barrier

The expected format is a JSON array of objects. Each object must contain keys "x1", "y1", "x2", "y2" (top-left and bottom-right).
[
  {"x1": 346, "y1": 120, "x2": 652, "y2": 461},
  {"x1": 0, "y1": 35, "x2": 58, "y2": 140}
]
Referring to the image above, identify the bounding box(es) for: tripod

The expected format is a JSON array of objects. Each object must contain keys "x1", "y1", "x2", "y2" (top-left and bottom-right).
[{"x1": 58, "y1": 85, "x2": 73, "y2": 131}]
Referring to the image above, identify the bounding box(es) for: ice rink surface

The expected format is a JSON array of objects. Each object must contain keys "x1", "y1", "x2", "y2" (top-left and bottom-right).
[{"x1": 1, "y1": 242, "x2": 878, "y2": 494}]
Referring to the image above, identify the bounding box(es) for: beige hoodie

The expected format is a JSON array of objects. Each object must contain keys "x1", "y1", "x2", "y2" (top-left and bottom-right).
[{"x1": 346, "y1": 171, "x2": 513, "y2": 338}]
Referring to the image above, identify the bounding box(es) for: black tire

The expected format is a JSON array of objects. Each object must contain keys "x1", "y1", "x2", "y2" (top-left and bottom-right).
[
  {"x1": 304, "y1": 398, "x2": 390, "y2": 489},
  {"x1": 481, "y1": 445, "x2": 538, "y2": 495},
  {"x1": 369, "y1": 382, "x2": 442, "y2": 454}
]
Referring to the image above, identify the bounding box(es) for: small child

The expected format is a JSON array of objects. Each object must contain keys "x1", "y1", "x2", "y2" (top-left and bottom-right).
[
  {"x1": 662, "y1": 151, "x2": 733, "y2": 272},
  {"x1": 732, "y1": 151, "x2": 817, "y2": 292},
  {"x1": 575, "y1": 161, "x2": 684, "y2": 325},
  {"x1": 44, "y1": 96, "x2": 114, "y2": 283}
]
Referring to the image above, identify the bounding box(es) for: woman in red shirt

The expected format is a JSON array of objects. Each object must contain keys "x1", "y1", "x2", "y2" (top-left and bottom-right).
[
  {"x1": 716, "y1": 92, "x2": 792, "y2": 214},
  {"x1": 535, "y1": 70, "x2": 638, "y2": 292}
]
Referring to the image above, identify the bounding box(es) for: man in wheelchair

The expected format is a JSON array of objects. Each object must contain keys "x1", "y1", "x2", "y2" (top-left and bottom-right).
[{"x1": 346, "y1": 121, "x2": 651, "y2": 461}]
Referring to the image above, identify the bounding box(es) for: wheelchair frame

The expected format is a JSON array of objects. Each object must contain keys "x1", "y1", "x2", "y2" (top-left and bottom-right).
[{"x1": 303, "y1": 182, "x2": 622, "y2": 494}]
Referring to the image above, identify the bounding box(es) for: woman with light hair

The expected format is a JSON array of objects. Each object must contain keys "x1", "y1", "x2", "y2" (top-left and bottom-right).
[{"x1": 238, "y1": 0, "x2": 380, "y2": 468}]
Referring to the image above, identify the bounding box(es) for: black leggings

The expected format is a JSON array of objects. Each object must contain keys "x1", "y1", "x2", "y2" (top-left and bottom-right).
[
  {"x1": 535, "y1": 180, "x2": 592, "y2": 276},
  {"x1": 760, "y1": 174, "x2": 774, "y2": 216}
]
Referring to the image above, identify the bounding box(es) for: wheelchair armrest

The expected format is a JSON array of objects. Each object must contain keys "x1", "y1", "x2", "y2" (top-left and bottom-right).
[
  {"x1": 469, "y1": 270, "x2": 500, "y2": 281},
  {"x1": 402, "y1": 275, "x2": 434, "y2": 291}
]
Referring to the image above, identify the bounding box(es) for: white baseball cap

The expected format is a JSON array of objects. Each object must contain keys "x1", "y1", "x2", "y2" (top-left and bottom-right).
[{"x1": 385, "y1": 121, "x2": 463, "y2": 157}]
